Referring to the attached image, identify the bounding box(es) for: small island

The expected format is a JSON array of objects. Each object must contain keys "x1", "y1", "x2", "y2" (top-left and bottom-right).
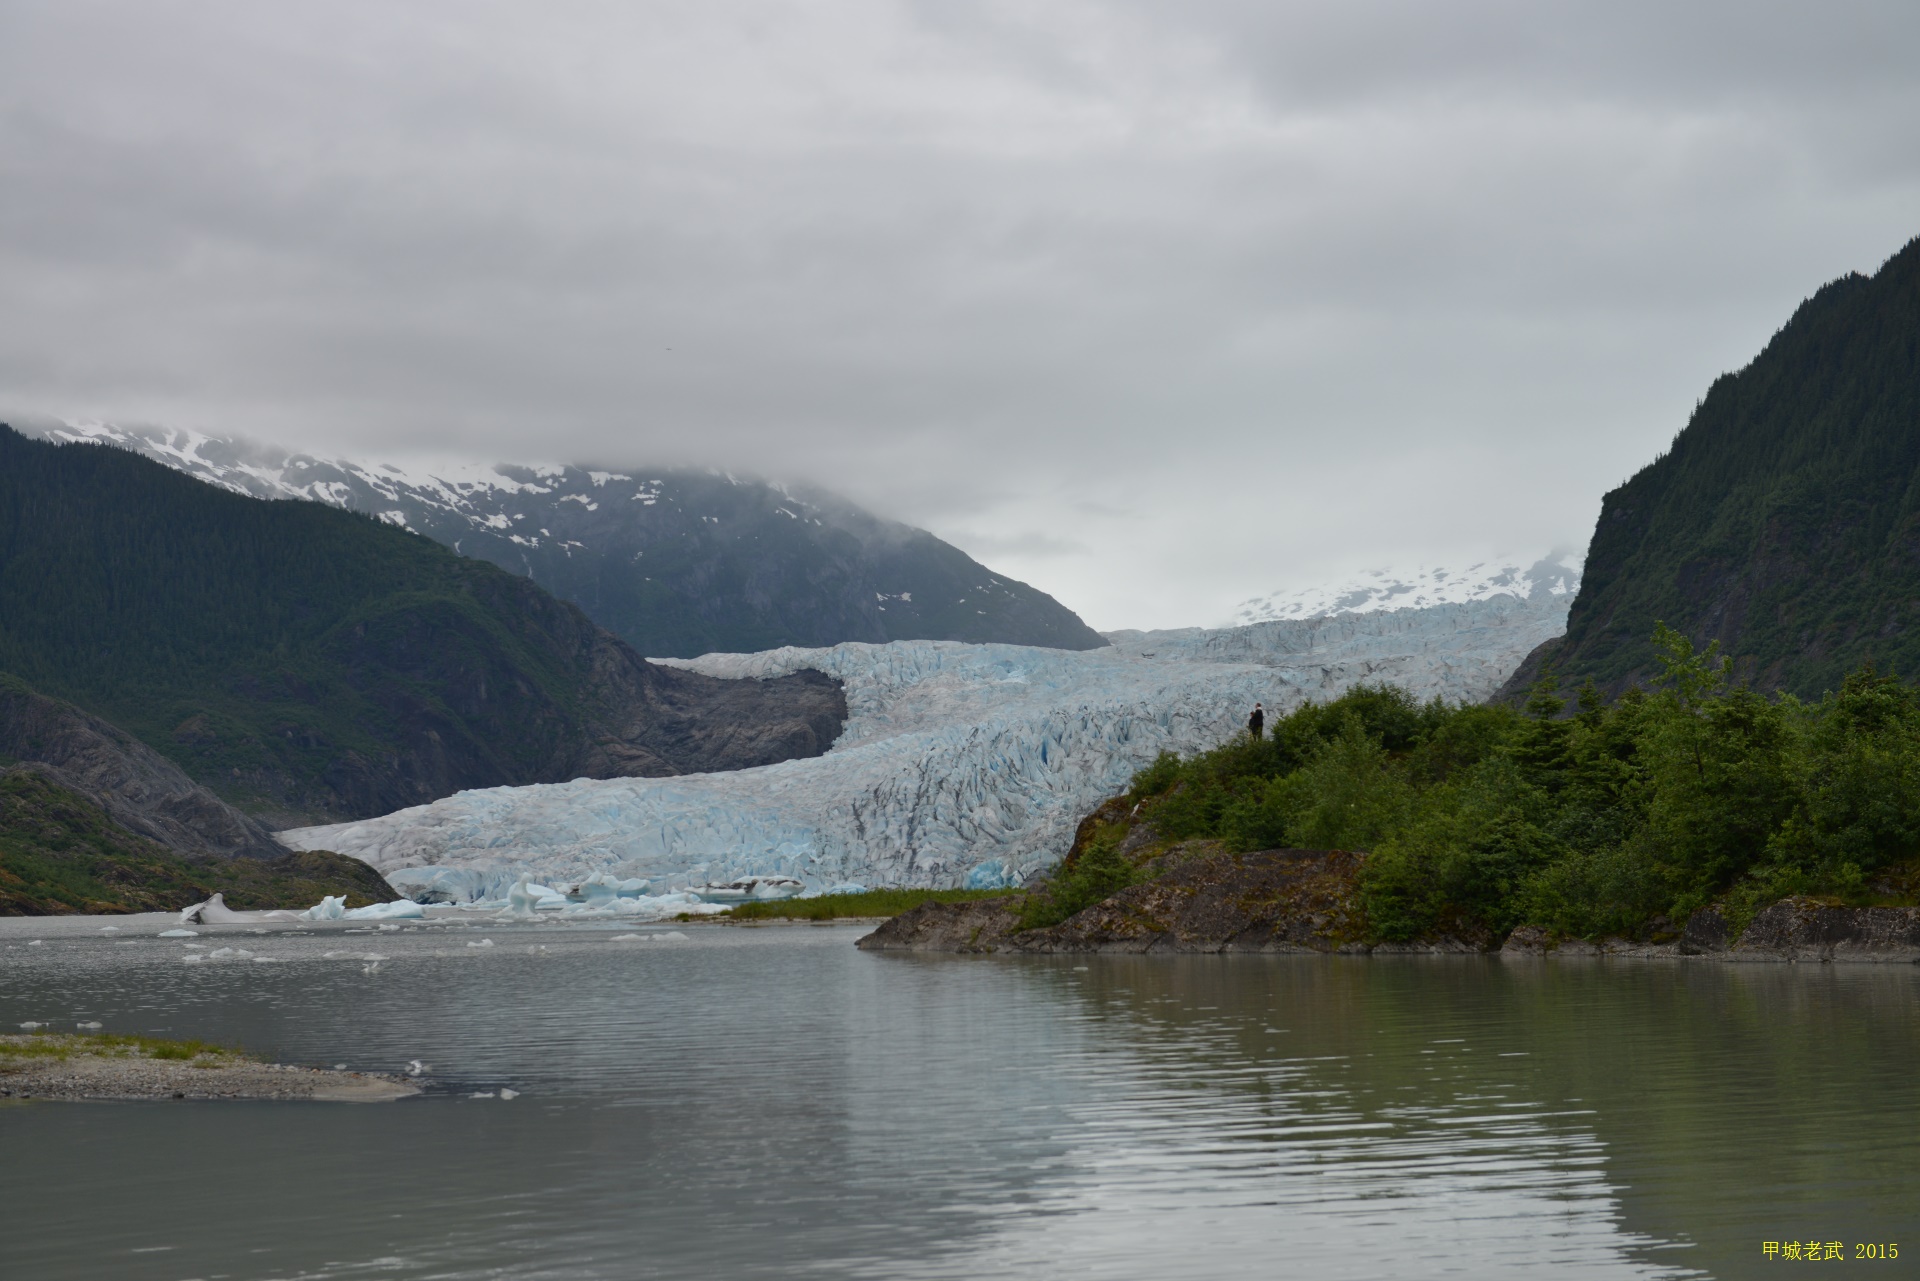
[{"x1": 0, "y1": 1031, "x2": 419, "y2": 1103}]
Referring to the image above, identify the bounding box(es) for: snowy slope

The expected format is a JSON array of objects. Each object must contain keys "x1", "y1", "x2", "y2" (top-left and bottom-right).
[
  {"x1": 20, "y1": 420, "x2": 1107, "y2": 656},
  {"x1": 1229, "y1": 553, "x2": 1581, "y2": 624},
  {"x1": 279, "y1": 588, "x2": 1567, "y2": 895}
]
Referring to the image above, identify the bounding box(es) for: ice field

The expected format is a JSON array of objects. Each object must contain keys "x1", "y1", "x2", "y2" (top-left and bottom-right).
[{"x1": 279, "y1": 589, "x2": 1569, "y2": 896}]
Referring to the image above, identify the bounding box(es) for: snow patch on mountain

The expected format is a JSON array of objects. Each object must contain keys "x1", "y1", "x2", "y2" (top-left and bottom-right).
[
  {"x1": 1230, "y1": 553, "x2": 1582, "y2": 624},
  {"x1": 279, "y1": 589, "x2": 1568, "y2": 895}
]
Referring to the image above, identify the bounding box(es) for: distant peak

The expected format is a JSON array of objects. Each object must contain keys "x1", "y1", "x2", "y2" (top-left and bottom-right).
[{"x1": 1228, "y1": 552, "x2": 1582, "y2": 625}]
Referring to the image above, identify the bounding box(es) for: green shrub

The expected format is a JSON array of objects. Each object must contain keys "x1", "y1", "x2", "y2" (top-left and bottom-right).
[{"x1": 1016, "y1": 827, "x2": 1140, "y2": 931}]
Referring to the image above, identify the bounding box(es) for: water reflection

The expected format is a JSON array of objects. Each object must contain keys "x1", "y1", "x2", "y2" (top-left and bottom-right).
[{"x1": 1, "y1": 924, "x2": 1914, "y2": 1280}]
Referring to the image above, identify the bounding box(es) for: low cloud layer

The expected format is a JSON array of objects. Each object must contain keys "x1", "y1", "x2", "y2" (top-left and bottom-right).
[{"x1": 4, "y1": 1, "x2": 1917, "y2": 628}]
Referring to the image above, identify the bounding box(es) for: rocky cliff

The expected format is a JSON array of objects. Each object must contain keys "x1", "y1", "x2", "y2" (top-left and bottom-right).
[{"x1": 0, "y1": 675, "x2": 282, "y2": 859}]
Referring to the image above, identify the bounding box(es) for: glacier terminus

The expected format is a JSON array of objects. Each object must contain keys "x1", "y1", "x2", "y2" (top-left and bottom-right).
[{"x1": 279, "y1": 580, "x2": 1574, "y2": 900}]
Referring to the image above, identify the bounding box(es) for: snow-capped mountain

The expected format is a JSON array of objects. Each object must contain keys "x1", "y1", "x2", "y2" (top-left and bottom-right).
[
  {"x1": 23, "y1": 419, "x2": 1107, "y2": 658},
  {"x1": 1229, "y1": 554, "x2": 1582, "y2": 624},
  {"x1": 281, "y1": 589, "x2": 1567, "y2": 895}
]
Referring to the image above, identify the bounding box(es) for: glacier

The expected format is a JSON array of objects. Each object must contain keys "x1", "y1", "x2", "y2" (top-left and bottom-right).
[{"x1": 278, "y1": 585, "x2": 1572, "y2": 896}]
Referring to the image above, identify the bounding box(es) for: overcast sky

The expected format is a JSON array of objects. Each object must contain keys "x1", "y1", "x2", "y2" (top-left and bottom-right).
[{"x1": 4, "y1": 2, "x2": 1918, "y2": 629}]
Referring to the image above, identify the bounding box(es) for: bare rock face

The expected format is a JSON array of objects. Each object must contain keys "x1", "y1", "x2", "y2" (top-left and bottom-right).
[
  {"x1": 0, "y1": 677, "x2": 283, "y2": 860},
  {"x1": 856, "y1": 897, "x2": 1026, "y2": 954},
  {"x1": 1682, "y1": 898, "x2": 1920, "y2": 962}
]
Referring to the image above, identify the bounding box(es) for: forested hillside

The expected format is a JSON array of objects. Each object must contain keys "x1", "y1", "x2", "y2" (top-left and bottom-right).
[
  {"x1": 1504, "y1": 236, "x2": 1920, "y2": 699},
  {"x1": 0, "y1": 428, "x2": 845, "y2": 824}
]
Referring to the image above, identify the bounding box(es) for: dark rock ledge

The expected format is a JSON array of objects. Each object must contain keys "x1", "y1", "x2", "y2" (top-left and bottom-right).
[{"x1": 858, "y1": 850, "x2": 1920, "y2": 962}]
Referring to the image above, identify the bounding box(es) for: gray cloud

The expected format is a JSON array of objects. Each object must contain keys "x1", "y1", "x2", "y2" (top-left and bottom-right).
[{"x1": 3, "y1": 0, "x2": 1917, "y2": 628}]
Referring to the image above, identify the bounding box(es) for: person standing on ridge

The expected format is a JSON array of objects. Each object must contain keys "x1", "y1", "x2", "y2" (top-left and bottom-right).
[{"x1": 1248, "y1": 702, "x2": 1265, "y2": 739}]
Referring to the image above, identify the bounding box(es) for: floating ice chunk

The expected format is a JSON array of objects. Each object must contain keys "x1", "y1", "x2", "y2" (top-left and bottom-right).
[
  {"x1": 406, "y1": 1060, "x2": 428, "y2": 1077},
  {"x1": 302, "y1": 895, "x2": 348, "y2": 921},
  {"x1": 614, "y1": 878, "x2": 651, "y2": 898},
  {"x1": 342, "y1": 900, "x2": 424, "y2": 921},
  {"x1": 466, "y1": 939, "x2": 494, "y2": 948},
  {"x1": 76, "y1": 1021, "x2": 103, "y2": 1030},
  {"x1": 158, "y1": 929, "x2": 199, "y2": 938},
  {"x1": 651, "y1": 931, "x2": 690, "y2": 942},
  {"x1": 27, "y1": 940, "x2": 43, "y2": 946},
  {"x1": 689, "y1": 875, "x2": 804, "y2": 903},
  {"x1": 178, "y1": 894, "x2": 302, "y2": 925},
  {"x1": 498, "y1": 1088, "x2": 520, "y2": 1100},
  {"x1": 99, "y1": 926, "x2": 120, "y2": 933},
  {"x1": 574, "y1": 873, "x2": 619, "y2": 908},
  {"x1": 18, "y1": 1021, "x2": 42, "y2": 1030},
  {"x1": 502, "y1": 878, "x2": 543, "y2": 918},
  {"x1": 469, "y1": 1091, "x2": 496, "y2": 1099},
  {"x1": 608, "y1": 934, "x2": 643, "y2": 942}
]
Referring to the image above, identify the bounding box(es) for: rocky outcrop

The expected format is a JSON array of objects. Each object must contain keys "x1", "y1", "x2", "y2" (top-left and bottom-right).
[
  {"x1": 0, "y1": 676, "x2": 283, "y2": 860},
  {"x1": 859, "y1": 853, "x2": 1920, "y2": 961},
  {"x1": 1679, "y1": 898, "x2": 1920, "y2": 962},
  {"x1": 859, "y1": 848, "x2": 1480, "y2": 954}
]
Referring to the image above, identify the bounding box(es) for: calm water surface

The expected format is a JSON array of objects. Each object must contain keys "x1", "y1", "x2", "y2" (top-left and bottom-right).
[{"x1": 0, "y1": 917, "x2": 1915, "y2": 1280}]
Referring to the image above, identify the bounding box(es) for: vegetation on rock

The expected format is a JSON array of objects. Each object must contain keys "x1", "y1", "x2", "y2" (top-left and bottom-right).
[{"x1": 1069, "y1": 629, "x2": 1920, "y2": 945}]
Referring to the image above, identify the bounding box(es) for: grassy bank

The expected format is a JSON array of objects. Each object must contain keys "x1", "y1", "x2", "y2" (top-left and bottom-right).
[
  {"x1": 0, "y1": 1029, "x2": 249, "y2": 1065},
  {"x1": 725, "y1": 887, "x2": 1009, "y2": 921}
]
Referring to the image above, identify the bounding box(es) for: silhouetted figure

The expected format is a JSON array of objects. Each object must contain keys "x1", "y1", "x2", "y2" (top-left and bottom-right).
[{"x1": 1248, "y1": 702, "x2": 1265, "y2": 739}]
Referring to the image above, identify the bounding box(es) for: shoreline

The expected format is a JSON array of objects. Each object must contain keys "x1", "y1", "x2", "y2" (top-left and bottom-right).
[{"x1": 856, "y1": 850, "x2": 1920, "y2": 964}]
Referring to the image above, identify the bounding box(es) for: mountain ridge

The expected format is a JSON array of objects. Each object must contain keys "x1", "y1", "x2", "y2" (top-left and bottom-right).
[
  {"x1": 23, "y1": 420, "x2": 1109, "y2": 658},
  {"x1": 0, "y1": 426, "x2": 847, "y2": 825}
]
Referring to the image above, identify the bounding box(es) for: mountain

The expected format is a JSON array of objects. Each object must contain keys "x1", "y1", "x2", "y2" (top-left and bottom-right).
[
  {"x1": 1499, "y1": 237, "x2": 1920, "y2": 701},
  {"x1": 25, "y1": 421, "x2": 1109, "y2": 657},
  {"x1": 1229, "y1": 554, "x2": 1581, "y2": 625},
  {"x1": 0, "y1": 426, "x2": 847, "y2": 825}
]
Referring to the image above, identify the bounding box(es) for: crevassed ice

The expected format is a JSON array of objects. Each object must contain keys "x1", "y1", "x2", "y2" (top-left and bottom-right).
[{"x1": 279, "y1": 595, "x2": 1565, "y2": 894}]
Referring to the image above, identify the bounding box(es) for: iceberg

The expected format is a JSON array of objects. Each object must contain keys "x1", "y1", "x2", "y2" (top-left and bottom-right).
[{"x1": 281, "y1": 607, "x2": 1562, "y2": 894}]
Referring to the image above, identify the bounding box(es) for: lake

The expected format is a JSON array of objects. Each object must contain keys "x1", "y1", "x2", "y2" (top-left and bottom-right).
[{"x1": 1, "y1": 916, "x2": 1915, "y2": 1280}]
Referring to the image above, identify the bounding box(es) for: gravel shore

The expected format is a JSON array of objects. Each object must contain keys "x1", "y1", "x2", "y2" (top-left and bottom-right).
[{"x1": 0, "y1": 1033, "x2": 419, "y2": 1102}]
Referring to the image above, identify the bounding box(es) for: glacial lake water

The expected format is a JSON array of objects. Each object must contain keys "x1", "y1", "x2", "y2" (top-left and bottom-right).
[{"x1": 1, "y1": 917, "x2": 1916, "y2": 1281}]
